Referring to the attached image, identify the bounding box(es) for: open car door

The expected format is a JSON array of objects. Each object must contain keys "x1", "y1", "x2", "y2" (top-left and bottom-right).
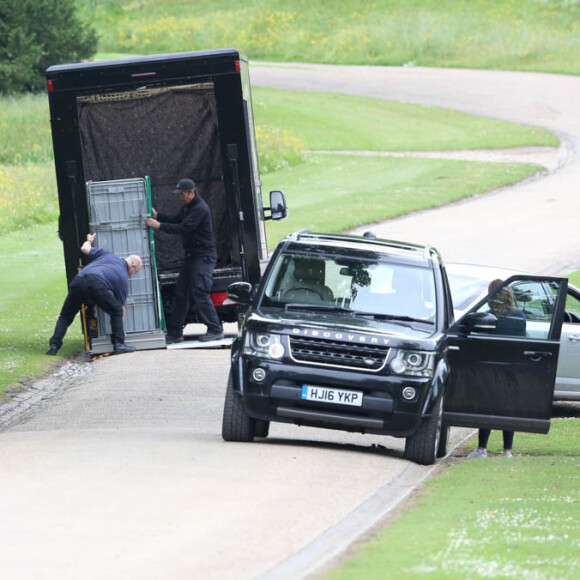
[{"x1": 444, "y1": 275, "x2": 567, "y2": 434}]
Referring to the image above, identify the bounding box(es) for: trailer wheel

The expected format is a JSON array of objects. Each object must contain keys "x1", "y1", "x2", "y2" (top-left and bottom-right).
[
  {"x1": 404, "y1": 396, "x2": 443, "y2": 465},
  {"x1": 222, "y1": 370, "x2": 255, "y2": 442},
  {"x1": 254, "y1": 420, "x2": 270, "y2": 438}
]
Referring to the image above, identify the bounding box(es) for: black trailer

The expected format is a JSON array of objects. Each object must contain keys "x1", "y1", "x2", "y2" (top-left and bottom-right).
[{"x1": 46, "y1": 48, "x2": 287, "y2": 352}]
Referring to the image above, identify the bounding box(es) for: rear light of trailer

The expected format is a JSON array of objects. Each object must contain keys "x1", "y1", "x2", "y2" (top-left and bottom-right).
[{"x1": 211, "y1": 292, "x2": 228, "y2": 306}]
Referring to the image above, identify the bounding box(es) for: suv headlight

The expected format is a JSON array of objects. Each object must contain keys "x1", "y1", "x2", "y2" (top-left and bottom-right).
[
  {"x1": 390, "y1": 350, "x2": 434, "y2": 378},
  {"x1": 244, "y1": 332, "x2": 285, "y2": 359}
]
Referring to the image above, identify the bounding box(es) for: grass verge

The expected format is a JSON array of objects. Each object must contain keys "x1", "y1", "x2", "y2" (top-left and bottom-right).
[
  {"x1": 252, "y1": 87, "x2": 559, "y2": 152},
  {"x1": 327, "y1": 417, "x2": 580, "y2": 580},
  {"x1": 566, "y1": 270, "x2": 580, "y2": 288},
  {"x1": 0, "y1": 223, "x2": 84, "y2": 397},
  {"x1": 0, "y1": 162, "x2": 58, "y2": 235},
  {"x1": 77, "y1": 0, "x2": 580, "y2": 75},
  {"x1": 264, "y1": 155, "x2": 543, "y2": 248}
]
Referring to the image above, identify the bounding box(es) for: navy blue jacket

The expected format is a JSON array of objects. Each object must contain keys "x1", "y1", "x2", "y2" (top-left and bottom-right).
[
  {"x1": 496, "y1": 307, "x2": 527, "y2": 336},
  {"x1": 79, "y1": 248, "x2": 130, "y2": 305}
]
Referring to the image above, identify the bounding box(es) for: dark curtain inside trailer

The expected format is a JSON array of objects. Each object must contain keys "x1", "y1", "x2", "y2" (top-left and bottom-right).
[{"x1": 77, "y1": 85, "x2": 232, "y2": 272}]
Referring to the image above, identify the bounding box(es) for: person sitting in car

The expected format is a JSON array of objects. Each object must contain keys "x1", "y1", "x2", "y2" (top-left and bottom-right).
[{"x1": 488, "y1": 278, "x2": 526, "y2": 337}]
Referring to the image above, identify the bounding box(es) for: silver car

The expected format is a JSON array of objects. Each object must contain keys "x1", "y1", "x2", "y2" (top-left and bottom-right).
[{"x1": 446, "y1": 262, "x2": 580, "y2": 402}]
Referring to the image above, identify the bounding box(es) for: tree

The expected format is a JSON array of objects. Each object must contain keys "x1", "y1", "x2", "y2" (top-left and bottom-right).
[{"x1": 0, "y1": 0, "x2": 98, "y2": 94}]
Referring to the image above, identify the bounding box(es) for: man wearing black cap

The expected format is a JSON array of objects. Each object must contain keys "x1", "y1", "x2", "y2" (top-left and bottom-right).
[{"x1": 146, "y1": 178, "x2": 224, "y2": 343}]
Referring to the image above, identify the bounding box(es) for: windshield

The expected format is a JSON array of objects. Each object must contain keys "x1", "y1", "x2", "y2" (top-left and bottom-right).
[{"x1": 261, "y1": 252, "x2": 436, "y2": 323}]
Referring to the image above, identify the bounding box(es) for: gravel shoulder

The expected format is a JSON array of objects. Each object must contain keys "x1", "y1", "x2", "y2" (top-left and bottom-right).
[{"x1": 309, "y1": 145, "x2": 563, "y2": 172}]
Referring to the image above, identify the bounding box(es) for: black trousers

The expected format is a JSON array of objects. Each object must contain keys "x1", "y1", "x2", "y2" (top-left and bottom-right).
[
  {"x1": 50, "y1": 274, "x2": 125, "y2": 348},
  {"x1": 478, "y1": 429, "x2": 514, "y2": 450},
  {"x1": 167, "y1": 255, "x2": 222, "y2": 337}
]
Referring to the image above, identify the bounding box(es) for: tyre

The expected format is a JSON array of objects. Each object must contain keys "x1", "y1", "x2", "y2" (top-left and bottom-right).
[
  {"x1": 254, "y1": 420, "x2": 270, "y2": 438},
  {"x1": 437, "y1": 420, "x2": 450, "y2": 458},
  {"x1": 404, "y1": 396, "x2": 443, "y2": 465},
  {"x1": 222, "y1": 370, "x2": 256, "y2": 442}
]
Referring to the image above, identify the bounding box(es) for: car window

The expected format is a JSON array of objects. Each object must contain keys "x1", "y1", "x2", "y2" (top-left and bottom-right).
[
  {"x1": 511, "y1": 281, "x2": 555, "y2": 321},
  {"x1": 262, "y1": 253, "x2": 436, "y2": 322},
  {"x1": 474, "y1": 280, "x2": 556, "y2": 339},
  {"x1": 564, "y1": 289, "x2": 580, "y2": 323},
  {"x1": 447, "y1": 273, "x2": 489, "y2": 311}
]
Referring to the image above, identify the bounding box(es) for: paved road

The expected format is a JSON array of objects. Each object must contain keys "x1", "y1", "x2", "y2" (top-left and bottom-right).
[
  {"x1": 1, "y1": 65, "x2": 579, "y2": 579},
  {"x1": 1, "y1": 347, "x2": 454, "y2": 580},
  {"x1": 251, "y1": 63, "x2": 580, "y2": 275}
]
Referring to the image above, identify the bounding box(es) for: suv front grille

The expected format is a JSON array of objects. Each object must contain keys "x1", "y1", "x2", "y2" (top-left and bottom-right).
[{"x1": 289, "y1": 336, "x2": 389, "y2": 371}]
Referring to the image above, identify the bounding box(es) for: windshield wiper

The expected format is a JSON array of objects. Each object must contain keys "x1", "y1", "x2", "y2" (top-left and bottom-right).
[
  {"x1": 282, "y1": 304, "x2": 434, "y2": 323},
  {"x1": 356, "y1": 312, "x2": 435, "y2": 324},
  {"x1": 284, "y1": 303, "x2": 354, "y2": 314}
]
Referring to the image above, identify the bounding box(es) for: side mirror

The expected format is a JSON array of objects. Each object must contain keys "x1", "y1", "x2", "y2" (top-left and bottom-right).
[
  {"x1": 264, "y1": 190, "x2": 288, "y2": 221},
  {"x1": 459, "y1": 311, "x2": 498, "y2": 333},
  {"x1": 226, "y1": 281, "x2": 253, "y2": 305}
]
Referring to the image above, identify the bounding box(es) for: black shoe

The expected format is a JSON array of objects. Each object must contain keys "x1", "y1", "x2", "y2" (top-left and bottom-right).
[
  {"x1": 166, "y1": 335, "x2": 184, "y2": 345},
  {"x1": 198, "y1": 331, "x2": 225, "y2": 342},
  {"x1": 113, "y1": 343, "x2": 136, "y2": 354},
  {"x1": 46, "y1": 345, "x2": 59, "y2": 356}
]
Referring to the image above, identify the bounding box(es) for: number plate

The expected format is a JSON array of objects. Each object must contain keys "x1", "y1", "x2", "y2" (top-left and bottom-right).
[{"x1": 301, "y1": 385, "x2": 363, "y2": 407}]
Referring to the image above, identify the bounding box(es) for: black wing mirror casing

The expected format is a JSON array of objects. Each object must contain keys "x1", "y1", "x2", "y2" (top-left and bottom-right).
[
  {"x1": 227, "y1": 282, "x2": 253, "y2": 305},
  {"x1": 264, "y1": 190, "x2": 288, "y2": 221},
  {"x1": 459, "y1": 311, "x2": 498, "y2": 334}
]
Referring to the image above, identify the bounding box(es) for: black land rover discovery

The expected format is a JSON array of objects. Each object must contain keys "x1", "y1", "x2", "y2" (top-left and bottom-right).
[{"x1": 221, "y1": 231, "x2": 567, "y2": 465}]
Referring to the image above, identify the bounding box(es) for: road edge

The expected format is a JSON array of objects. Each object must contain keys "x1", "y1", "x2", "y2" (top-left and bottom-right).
[{"x1": 258, "y1": 429, "x2": 475, "y2": 579}]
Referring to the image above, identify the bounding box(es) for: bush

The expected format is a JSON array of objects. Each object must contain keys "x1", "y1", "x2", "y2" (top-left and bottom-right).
[
  {"x1": 0, "y1": 0, "x2": 97, "y2": 94},
  {"x1": 256, "y1": 125, "x2": 305, "y2": 173}
]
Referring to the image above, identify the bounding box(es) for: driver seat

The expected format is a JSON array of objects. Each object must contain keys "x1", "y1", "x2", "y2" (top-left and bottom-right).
[{"x1": 282, "y1": 258, "x2": 334, "y2": 302}]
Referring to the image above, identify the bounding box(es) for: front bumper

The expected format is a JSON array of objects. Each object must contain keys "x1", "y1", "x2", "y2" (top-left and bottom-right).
[{"x1": 238, "y1": 356, "x2": 433, "y2": 437}]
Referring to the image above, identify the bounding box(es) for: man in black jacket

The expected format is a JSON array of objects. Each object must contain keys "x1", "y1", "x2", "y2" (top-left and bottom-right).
[{"x1": 146, "y1": 178, "x2": 224, "y2": 343}]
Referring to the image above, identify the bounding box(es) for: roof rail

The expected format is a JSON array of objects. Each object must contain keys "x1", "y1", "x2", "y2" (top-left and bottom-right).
[
  {"x1": 423, "y1": 244, "x2": 443, "y2": 262},
  {"x1": 286, "y1": 229, "x2": 312, "y2": 242},
  {"x1": 286, "y1": 230, "x2": 429, "y2": 255}
]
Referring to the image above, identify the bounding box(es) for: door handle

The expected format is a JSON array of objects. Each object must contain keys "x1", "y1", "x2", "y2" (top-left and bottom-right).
[
  {"x1": 523, "y1": 350, "x2": 553, "y2": 362},
  {"x1": 569, "y1": 334, "x2": 580, "y2": 343}
]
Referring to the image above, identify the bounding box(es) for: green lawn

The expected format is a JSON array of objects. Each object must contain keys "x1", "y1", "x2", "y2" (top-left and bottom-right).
[
  {"x1": 0, "y1": 223, "x2": 84, "y2": 396},
  {"x1": 253, "y1": 87, "x2": 559, "y2": 152},
  {"x1": 327, "y1": 418, "x2": 580, "y2": 579},
  {"x1": 566, "y1": 270, "x2": 580, "y2": 288},
  {"x1": 263, "y1": 155, "x2": 542, "y2": 248},
  {"x1": 77, "y1": 0, "x2": 580, "y2": 75}
]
